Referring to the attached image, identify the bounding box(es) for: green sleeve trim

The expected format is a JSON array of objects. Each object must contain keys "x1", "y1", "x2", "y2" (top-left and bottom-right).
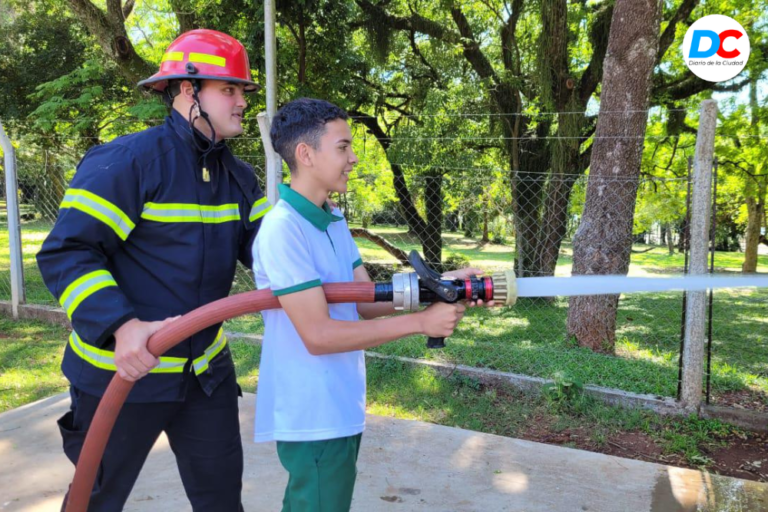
[
  {"x1": 352, "y1": 258, "x2": 363, "y2": 269},
  {"x1": 273, "y1": 279, "x2": 323, "y2": 296}
]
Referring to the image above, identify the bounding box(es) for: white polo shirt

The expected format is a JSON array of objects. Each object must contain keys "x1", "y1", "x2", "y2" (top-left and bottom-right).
[{"x1": 251, "y1": 184, "x2": 366, "y2": 443}]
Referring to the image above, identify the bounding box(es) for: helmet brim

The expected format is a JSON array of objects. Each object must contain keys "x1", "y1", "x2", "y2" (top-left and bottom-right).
[{"x1": 138, "y1": 74, "x2": 260, "y2": 93}]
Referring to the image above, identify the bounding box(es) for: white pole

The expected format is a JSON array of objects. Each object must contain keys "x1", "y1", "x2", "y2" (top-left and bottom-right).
[
  {"x1": 0, "y1": 121, "x2": 26, "y2": 317},
  {"x1": 680, "y1": 99, "x2": 718, "y2": 411},
  {"x1": 263, "y1": 0, "x2": 282, "y2": 205}
]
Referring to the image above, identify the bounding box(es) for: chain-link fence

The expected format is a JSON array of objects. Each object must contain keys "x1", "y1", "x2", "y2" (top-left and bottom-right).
[
  {"x1": 0, "y1": 150, "x2": 267, "y2": 305},
  {"x1": 1, "y1": 114, "x2": 766, "y2": 409},
  {"x1": 341, "y1": 163, "x2": 696, "y2": 398}
]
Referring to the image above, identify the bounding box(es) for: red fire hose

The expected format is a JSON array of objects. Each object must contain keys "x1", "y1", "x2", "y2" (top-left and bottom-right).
[{"x1": 64, "y1": 282, "x2": 375, "y2": 512}]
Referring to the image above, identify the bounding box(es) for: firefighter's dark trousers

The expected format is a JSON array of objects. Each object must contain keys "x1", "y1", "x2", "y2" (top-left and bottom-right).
[{"x1": 57, "y1": 369, "x2": 244, "y2": 511}]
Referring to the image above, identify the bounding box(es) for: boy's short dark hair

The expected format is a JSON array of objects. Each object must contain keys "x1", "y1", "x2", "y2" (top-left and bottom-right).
[{"x1": 270, "y1": 98, "x2": 349, "y2": 172}]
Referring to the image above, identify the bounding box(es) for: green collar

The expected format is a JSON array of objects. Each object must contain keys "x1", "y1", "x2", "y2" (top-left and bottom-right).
[{"x1": 279, "y1": 184, "x2": 343, "y2": 231}]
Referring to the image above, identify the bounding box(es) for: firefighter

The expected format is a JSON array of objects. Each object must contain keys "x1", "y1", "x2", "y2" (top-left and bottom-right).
[{"x1": 37, "y1": 29, "x2": 269, "y2": 511}]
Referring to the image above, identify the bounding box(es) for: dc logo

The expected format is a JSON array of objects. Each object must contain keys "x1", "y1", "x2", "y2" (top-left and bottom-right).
[
  {"x1": 689, "y1": 30, "x2": 744, "y2": 59},
  {"x1": 682, "y1": 15, "x2": 750, "y2": 83}
]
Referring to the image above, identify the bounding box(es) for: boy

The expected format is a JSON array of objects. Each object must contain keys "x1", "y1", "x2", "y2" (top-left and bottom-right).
[{"x1": 252, "y1": 98, "x2": 479, "y2": 511}]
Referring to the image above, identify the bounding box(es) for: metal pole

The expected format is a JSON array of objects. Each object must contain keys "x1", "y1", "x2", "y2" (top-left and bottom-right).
[
  {"x1": 677, "y1": 156, "x2": 692, "y2": 399},
  {"x1": 680, "y1": 100, "x2": 718, "y2": 412},
  {"x1": 263, "y1": 0, "x2": 282, "y2": 205},
  {"x1": 0, "y1": 120, "x2": 26, "y2": 318},
  {"x1": 257, "y1": 112, "x2": 280, "y2": 205}
]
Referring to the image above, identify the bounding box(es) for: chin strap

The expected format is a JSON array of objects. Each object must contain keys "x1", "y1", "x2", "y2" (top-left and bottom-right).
[{"x1": 187, "y1": 79, "x2": 221, "y2": 192}]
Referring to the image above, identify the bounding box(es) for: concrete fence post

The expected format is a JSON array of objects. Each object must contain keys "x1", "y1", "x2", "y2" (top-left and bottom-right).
[{"x1": 680, "y1": 100, "x2": 718, "y2": 411}]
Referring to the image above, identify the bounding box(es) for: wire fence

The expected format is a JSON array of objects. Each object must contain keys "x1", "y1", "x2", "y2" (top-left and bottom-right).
[{"x1": 0, "y1": 112, "x2": 766, "y2": 410}]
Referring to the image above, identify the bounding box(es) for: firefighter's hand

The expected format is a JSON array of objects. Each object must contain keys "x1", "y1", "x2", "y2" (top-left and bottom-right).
[
  {"x1": 417, "y1": 302, "x2": 466, "y2": 338},
  {"x1": 114, "y1": 317, "x2": 178, "y2": 381}
]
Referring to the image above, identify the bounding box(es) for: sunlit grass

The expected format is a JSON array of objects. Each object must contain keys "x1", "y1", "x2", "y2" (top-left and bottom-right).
[{"x1": 2, "y1": 222, "x2": 766, "y2": 402}]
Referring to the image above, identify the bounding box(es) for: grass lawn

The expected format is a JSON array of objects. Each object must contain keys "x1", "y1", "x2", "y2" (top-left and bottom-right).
[
  {"x1": 6, "y1": 317, "x2": 768, "y2": 481},
  {"x1": 0, "y1": 317, "x2": 69, "y2": 411},
  {"x1": 2, "y1": 220, "x2": 767, "y2": 402},
  {"x1": 1, "y1": 317, "x2": 762, "y2": 481}
]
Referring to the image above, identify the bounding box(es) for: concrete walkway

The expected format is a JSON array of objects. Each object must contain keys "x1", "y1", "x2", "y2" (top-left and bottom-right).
[{"x1": 1, "y1": 393, "x2": 767, "y2": 512}]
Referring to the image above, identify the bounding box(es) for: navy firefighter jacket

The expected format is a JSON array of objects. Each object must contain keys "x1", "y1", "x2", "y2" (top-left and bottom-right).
[{"x1": 36, "y1": 109, "x2": 271, "y2": 402}]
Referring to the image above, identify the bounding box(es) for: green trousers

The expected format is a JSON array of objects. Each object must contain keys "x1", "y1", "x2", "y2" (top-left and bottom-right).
[{"x1": 276, "y1": 433, "x2": 362, "y2": 512}]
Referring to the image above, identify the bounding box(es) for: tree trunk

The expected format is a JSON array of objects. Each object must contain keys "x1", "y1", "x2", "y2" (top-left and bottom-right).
[
  {"x1": 567, "y1": 0, "x2": 662, "y2": 353},
  {"x1": 40, "y1": 150, "x2": 67, "y2": 222},
  {"x1": 482, "y1": 202, "x2": 489, "y2": 243},
  {"x1": 66, "y1": 0, "x2": 155, "y2": 86},
  {"x1": 530, "y1": 0, "x2": 608, "y2": 278},
  {"x1": 538, "y1": 171, "x2": 581, "y2": 276},
  {"x1": 423, "y1": 174, "x2": 444, "y2": 268},
  {"x1": 743, "y1": 76, "x2": 765, "y2": 273},
  {"x1": 743, "y1": 186, "x2": 765, "y2": 273},
  {"x1": 677, "y1": 218, "x2": 689, "y2": 253},
  {"x1": 170, "y1": 0, "x2": 198, "y2": 33},
  {"x1": 537, "y1": 103, "x2": 588, "y2": 277},
  {"x1": 511, "y1": 138, "x2": 549, "y2": 276},
  {"x1": 666, "y1": 223, "x2": 675, "y2": 255}
]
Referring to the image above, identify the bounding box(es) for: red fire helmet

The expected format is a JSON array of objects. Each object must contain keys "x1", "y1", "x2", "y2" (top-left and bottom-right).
[{"x1": 138, "y1": 29, "x2": 259, "y2": 93}]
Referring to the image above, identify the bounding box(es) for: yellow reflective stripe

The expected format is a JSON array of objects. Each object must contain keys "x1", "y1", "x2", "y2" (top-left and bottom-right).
[
  {"x1": 193, "y1": 328, "x2": 227, "y2": 375},
  {"x1": 69, "y1": 332, "x2": 116, "y2": 371},
  {"x1": 162, "y1": 51, "x2": 184, "y2": 62},
  {"x1": 59, "y1": 270, "x2": 118, "y2": 319},
  {"x1": 60, "y1": 189, "x2": 135, "y2": 240},
  {"x1": 249, "y1": 197, "x2": 272, "y2": 222},
  {"x1": 69, "y1": 332, "x2": 188, "y2": 373},
  {"x1": 59, "y1": 270, "x2": 111, "y2": 310},
  {"x1": 189, "y1": 52, "x2": 226, "y2": 67},
  {"x1": 141, "y1": 202, "x2": 241, "y2": 223}
]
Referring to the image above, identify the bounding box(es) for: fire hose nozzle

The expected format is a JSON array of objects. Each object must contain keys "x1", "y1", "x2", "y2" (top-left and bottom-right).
[
  {"x1": 388, "y1": 257, "x2": 519, "y2": 311},
  {"x1": 385, "y1": 253, "x2": 519, "y2": 350},
  {"x1": 392, "y1": 272, "x2": 420, "y2": 311},
  {"x1": 490, "y1": 269, "x2": 518, "y2": 306}
]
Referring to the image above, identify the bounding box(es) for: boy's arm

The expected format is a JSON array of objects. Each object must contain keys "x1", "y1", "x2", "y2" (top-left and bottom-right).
[
  {"x1": 276, "y1": 287, "x2": 464, "y2": 355},
  {"x1": 353, "y1": 265, "x2": 398, "y2": 320},
  {"x1": 256, "y1": 215, "x2": 464, "y2": 355}
]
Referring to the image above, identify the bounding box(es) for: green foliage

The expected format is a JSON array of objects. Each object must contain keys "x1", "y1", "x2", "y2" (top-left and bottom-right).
[
  {"x1": 443, "y1": 252, "x2": 471, "y2": 272},
  {"x1": 542, "y1": 371, "x2": 593, "y2": 414},
  {"x1": 0, "y1": 2, "x2": 87, "y2": 121},
  {"x1": 659, "y1": 415, "x2": 742, "y2": 466}
]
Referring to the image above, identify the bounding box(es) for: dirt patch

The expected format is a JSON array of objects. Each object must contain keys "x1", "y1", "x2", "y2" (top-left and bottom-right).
[
  {"x1": 484, "y1": 383, "x2": 768, "y2": 484},
  {"x1": 712, "y1": 389, "x2": 768, "y2": 413},
  {"x1": 705, "y1": 432, "x2": 768, "y2": 482},
  {"x1": 529, "y1": 426, "x2": 764, "y2": 481},
  {"x1": 514, "y1": 422, "x2": 768, "y2": 484}
]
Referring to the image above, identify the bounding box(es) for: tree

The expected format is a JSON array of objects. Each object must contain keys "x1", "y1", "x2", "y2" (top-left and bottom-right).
[
  {"x1": 9, "y1": 0, "x2": 766, "y2": 283},
  {"x1": 64, "y1": 0, "x2": 153, "y2": 85},
  {"x1": 742, "y1": 76, "x2": 767, "y2": 273},
  {"x1": 566, "y1": 0, "x2": 663, "y2": 352},
  {"x1": 743, "y1": 177, "x2": 766, "y2": 272}
]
